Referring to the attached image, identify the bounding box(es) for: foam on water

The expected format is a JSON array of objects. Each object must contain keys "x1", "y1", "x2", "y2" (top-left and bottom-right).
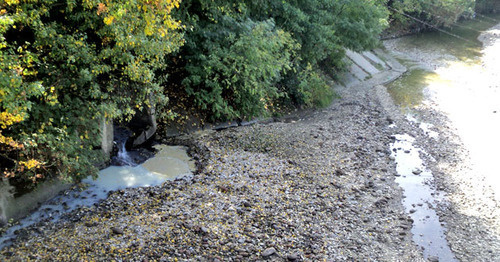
[{"x1": 83, "y1": 165, "x2": 170, "y2": 190}]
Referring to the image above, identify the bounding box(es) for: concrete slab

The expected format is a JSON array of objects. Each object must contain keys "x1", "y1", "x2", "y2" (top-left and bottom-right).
[
  {"x1": 372, "y1": 49, "x2": 407, "y2": 73},
  {"x1": 348, "y1": 60, "x2": 370, "y2": 81},
  {"x1": 100, "y1": 118, "x2": 113, "y2": 160},
  {"x1": 362, "y1": 51, "x2": 388, "y2": 69},
  {"x1": 346, "y1": 50, "x2": 380, "y2": 75},
  {"x1": 339, "y1": 71, "x2": 360, "y2": 88}
]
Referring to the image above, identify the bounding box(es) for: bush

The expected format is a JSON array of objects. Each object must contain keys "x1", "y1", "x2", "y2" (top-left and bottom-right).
[
  {"x1": 182, "y1": 15, "x2": 298, "y2": 120},
  {"x1": 296, "y1": 65, "x2": 335, "y2": 108},
  {"x1": 175, "y1": 0, "x2": 389, "y2": 121},
  {"x1": 246, "y1": 0, "x2": 388, "y2": 66},
  {"x1": 389, "y1": 0, "x2": 476, "y2": 28}
]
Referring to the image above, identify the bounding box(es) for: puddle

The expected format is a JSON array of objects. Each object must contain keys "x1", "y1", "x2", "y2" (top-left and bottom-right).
[
  {"x1": 391, "y1": 134, "x2": 456, "y2": 261},
  {"x1": 406, "y1": 115, "x2": 439, "y2": 139},
  {"x1": 0, "y1": 145, "x2": 193, "y2": 249}
]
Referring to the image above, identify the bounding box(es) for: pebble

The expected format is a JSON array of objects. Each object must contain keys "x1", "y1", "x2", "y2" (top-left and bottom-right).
[
  {"x1": 0, "y1": 67, "x2": 428, "y2": 261},
  {"x1": 110, "y1": 227, "x2": 123, "y2": 235},
  {"x1": 262, "y1": 247, "x2": 276, "y2": 257},
  {"x1": 428, "y1": 256, "x2": 439, "y2": 262}
]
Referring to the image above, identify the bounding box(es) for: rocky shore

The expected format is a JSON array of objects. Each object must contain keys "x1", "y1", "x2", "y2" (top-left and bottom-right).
[{"x1": 0, "y1": 49, "x2": 435, "y2": 261}]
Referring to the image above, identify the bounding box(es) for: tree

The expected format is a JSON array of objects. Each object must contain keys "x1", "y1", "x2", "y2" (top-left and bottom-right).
[
  {"x1": 173, "y1": 0, "x2": 388, "y2": 120},
  {"x1": 388, "y1": 0, "x2": 475, "y2": 28},
  {"x1": 0, "y1": 0, "x2": 183, "y2": 188}
]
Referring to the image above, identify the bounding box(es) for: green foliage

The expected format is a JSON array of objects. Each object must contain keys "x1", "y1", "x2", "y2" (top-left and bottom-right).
[
  {"x1": 183, "y1": 16, "x2": 298, "y2": 120},
  {"x1": 175, "y1": 0, "x2": 389, "y2": 120},
  {"x1": 296, "y1": 64, "x2": 335, "y2": 108},
  {"x1": 475, "y1": 0, "x2": 500, "y2": 13},
  {"x1": 1, "y1": 0, "x2": 395, "y2": 187},
  {"x1": 0, "y1": 0, "x2": 183, "y2": 187},
  {"x1": 246, "y1": 0, "x2": 389, "y2": 66},
  {"x1": 389, "y1": 0, "x2": 476, "y2": 28}
]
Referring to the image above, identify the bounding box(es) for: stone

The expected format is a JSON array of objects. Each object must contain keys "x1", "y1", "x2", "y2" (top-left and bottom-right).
[
  {"x1": 412, "y1": 168, "x2": 422, "y2": 175},
  {"x1": 84, "y1": 222, "x2": 97, "y2": 227},
  {"x1": 111, "y1": 227, "x2": 124, "y2": 235},
  {"x1": 287, "y1": 253, "x2": 299, "y2": 261},
  {"x1": 428, "y1": 256, "x2": 439, "y2": 262},
  {"x1": 262, "y1": 247, "x2": 276, "y2": 257}
]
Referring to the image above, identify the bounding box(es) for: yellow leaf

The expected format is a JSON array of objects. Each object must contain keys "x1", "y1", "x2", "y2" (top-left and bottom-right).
[{"x1": 104, "y1": 16, "x2": 114, "y2": 25}]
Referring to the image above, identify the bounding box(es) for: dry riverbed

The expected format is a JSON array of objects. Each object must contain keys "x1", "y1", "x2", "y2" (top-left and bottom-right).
[{"x1": 0, "y1": 66, "x2": 432, "y2": 261}]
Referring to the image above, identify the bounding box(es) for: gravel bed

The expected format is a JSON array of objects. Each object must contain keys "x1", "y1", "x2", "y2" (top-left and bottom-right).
[{"x1": 0, "y1": 65, "x2": 429, "y2": 261}]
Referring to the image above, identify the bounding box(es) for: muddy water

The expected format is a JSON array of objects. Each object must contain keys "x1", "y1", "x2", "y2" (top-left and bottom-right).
[
  {"x1": 387, "y1": 69, "x2": 438, "y2": 109},
  {"x1": 0, "y1": 145, "x2": 194, "y2": 249}
]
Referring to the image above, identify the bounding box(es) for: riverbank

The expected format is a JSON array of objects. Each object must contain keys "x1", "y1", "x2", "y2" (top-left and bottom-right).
[
  {"x1": 4, "y1": 19, "x2": 500, "y2": 259},
  {"x1": 0, "y1": 49, "x2": 432, "y2": 260},
  {"x1": 383, "y1": 19, "x2": 500, "y2": 261}
]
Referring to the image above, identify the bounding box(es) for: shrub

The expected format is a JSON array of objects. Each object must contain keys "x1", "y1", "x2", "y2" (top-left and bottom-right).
[
  {"x1": 183, "y1": 16, "x2": 298, "y2": 120},
  {"x1": 389, "y1": 0, "x2": 476, "y2": 28},
  {"x1": 296, "y1": 65, "x2": 335, "y2": 108}
]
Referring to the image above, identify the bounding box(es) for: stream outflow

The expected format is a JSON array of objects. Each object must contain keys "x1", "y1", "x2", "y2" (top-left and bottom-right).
[{"x1": 0, "y1": 145, "x2": 193, "y2": 250}]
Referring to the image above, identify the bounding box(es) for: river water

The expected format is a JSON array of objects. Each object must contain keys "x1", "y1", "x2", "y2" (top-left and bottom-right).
[
  {"x1": 387, "y1": 14, "x2": 500, "y2": 201},
  {"x1": 385, "y1": 14, "x2": 500, "y2": 261}
]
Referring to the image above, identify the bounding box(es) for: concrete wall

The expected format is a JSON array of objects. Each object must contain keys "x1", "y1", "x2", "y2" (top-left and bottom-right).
[{"x1": 100, "y1": 118, "x2": 114, "y2": 160}]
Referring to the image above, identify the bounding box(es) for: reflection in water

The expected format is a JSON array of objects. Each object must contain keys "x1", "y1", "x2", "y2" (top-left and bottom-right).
[{"x1": 387, "y1": 69, "x2": 439, "y2": 109}]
